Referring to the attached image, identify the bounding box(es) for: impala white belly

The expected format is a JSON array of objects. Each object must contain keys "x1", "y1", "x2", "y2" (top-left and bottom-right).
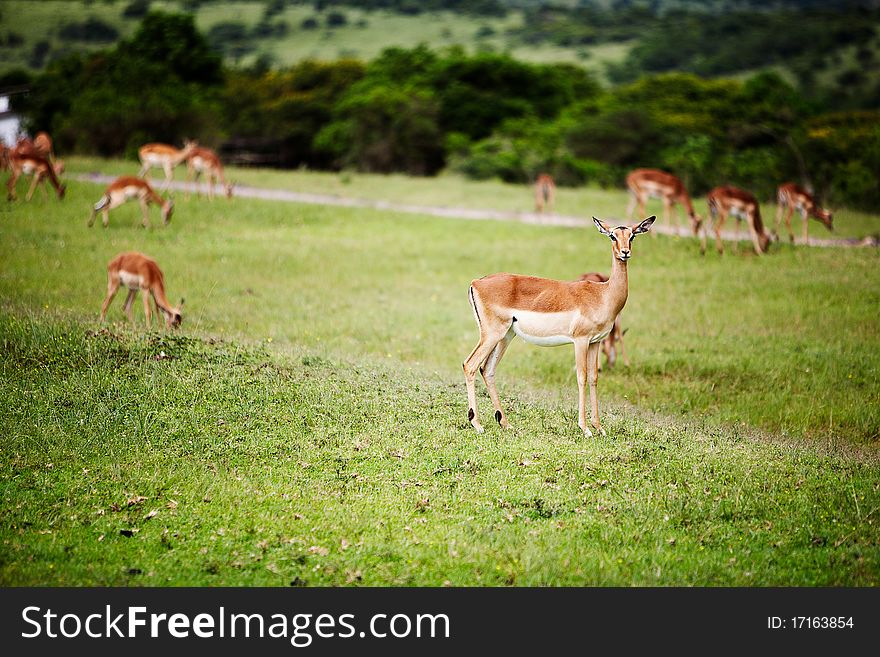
[
  {"x1": 142, "y1": 154, "x2": 173, "y2": 167},
  {"x1": 728, "y1": 204, "x2": 751, "y2": 219},
  {"x1": 637, "y1": 182, "x2": 671, "y2": 199},
  {"x1": 508, "y1": 309, "x2": 608, "y2": 347},
  {"x1": 118, "y1": 270, "x2": 144, "y2": 290}
]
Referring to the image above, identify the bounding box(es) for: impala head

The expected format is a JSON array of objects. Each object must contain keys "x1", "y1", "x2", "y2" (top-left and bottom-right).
[
  {"x1": 166, "y1": 297, "x2": 184, "y2": 329},
  {"x1": 53, "y1": 159, "x2": 65, "y2": 176},
  {"x1": 224, "y1": 182, "x2": 234, "y2": 199},
  {"x1": 182, "y1": 139, "x2": 199, "y2": 156},
  {"x1": 593, "y1": 215, "x2": 655, "y2": 261},
  {"x1": 816, "y1": 207, "x2": 834, "y2": 232}
]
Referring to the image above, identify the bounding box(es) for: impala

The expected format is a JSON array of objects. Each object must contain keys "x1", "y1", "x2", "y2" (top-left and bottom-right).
[
  {"x1": 5, "y1": 149, "x2": 65, "y2": 201},
  {"x1": 463, "y1": 215, "x2": 655, "y2": 437},
  {"x1": 703, "y1": 186, "x2": 773, "y2": 256},
  {"x1": 88, "y1": 176, "x2": 173, "y2": 228},
  {"x1": 577, "y1": 272, "x2": 629, "y2": 370},
  {"x1": 626, "y1": 168, "x2": 701, "y2": 236},
  {"x1": 100, "y1": 252, "x2": 183, "y2": 329},
  {"x1": 775, "y1": 182, "x2": 833, "y2": 244},
  {"x1": 534, "y1": 173, "x2": 556, "y2": 214},
  {"x1": 186, "y1": 146, "x2": 233, "y2": 200},
  {"x1": 138, "y1": 140, "x2": 198, "y2": 190}
]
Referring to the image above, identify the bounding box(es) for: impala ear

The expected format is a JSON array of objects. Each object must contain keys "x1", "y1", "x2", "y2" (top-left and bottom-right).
[
  {"x1": 179, "y1": 297, "x2": 185, "y2": 308},
  {"x1": 593, "y1": 217, "x2": 612, "y2": 236},
  {"x1": 633, "y1": 215, "x2": 656, "y2": 235}
]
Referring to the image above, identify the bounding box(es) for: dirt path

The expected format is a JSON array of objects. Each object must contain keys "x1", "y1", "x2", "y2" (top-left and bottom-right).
[{"x1": 74, "y1": 173, "x2": 878, "y2": 249}]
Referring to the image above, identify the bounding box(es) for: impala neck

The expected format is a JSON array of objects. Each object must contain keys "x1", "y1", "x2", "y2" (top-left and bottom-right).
[
  {"x1": 608, "y1": 253, "x2": 629, "y2": 315},
  {"x1": 680, "y1": 191, "x2": 696, "y2": 217}
]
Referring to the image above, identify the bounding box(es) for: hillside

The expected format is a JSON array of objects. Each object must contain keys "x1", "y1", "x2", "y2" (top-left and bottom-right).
[{"x1": 1, "y1": 0, "x2": 878, "y2": 98}]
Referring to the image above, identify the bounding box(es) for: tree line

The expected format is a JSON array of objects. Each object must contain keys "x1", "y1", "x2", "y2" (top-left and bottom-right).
[{"x1": 9, "y1": 11, "x2": 879, "y2": 209}]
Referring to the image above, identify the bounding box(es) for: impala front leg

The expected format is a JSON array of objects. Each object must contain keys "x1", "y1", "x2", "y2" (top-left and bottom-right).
[
  {"x1": 140, "y1": 197, "x2": 151, "y2": 228},
  {"x1": 586, "y1": 340, "x2": 605, "y2": 436},
  {"x1": 575, "y1": 339, "x2": 593, "y2": 437}
]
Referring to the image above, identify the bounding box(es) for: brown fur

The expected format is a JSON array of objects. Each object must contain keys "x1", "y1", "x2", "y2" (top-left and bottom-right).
[
  {"x1": 704, "y1": 185, "x2": 772, "y2": 256},
  {"x1": 577, "y1": 272, "x2": 628, "y2": 370},
  {"x1": 626, "y1": 168, "x2": 700, "y2": 234},
  {"x1": 6, "y1": 150, "x2": 65, "y2": 201},
  {"x1": 463, "y1": 215, "x2": 655, "y2": 437},
  {"x1": 775, "y1": 182, "x2": 833, "y2": 243},
  {"x1": 138, "y1": 140, "x2": 199, "y2": 189},
  {"x1": 186, "y1": 146, "x2": 233, "y2": 200},
  {"x1": 534, "y1": 173, "x2": 556, "y2": 214},
  {"x1": 88, "y1": 176, "x2": 173, "y2": 228},
  {"x1": 100, "y1": 252, "x2": 183, "y2": 329}
]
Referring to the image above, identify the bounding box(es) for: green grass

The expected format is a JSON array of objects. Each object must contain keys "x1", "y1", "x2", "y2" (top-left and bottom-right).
[
  {"x1": 69, "y1": 155, "x2": 880, "y2": 241},
  {"x1": 1, "y1": 168, "x2": 879, "y2": 585}
]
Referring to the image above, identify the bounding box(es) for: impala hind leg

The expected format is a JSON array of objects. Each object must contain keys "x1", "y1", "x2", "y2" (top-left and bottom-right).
[
  {"x1": 480, "y1": 330, "x2": 514, "y2": 428},
  {"x1": 464, "y1": 330, "x2": 507, "y2": 433}
]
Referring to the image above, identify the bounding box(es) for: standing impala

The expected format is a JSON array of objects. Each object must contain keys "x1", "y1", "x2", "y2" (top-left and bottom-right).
[
  {"x1": 775, "y1": 182, "x2": 833, "y2": 244},
  {"x1": 5, "y1": 149, "x2": 65, "y2": 201},
  {"x1": 703, "y1": 186, "x2": 773, "y2": 256},
  {"x1": 463, "y1": 215, "x2": 655, "y2": 437},
  {"x1": 100, "y1": 252, "x2": 183, "y2": 329},
  {"x1": 186, "y1": 146, "x2": 233, "y2": 200},
  {"x1": 534, "y1": 173, "x2": 556, "y2": 214},
  {"x1": 88, "y1": 176, "x2": 173, "y2": 228},
  {"x1": 138, "y1": 140, "x2": 198, "y2": 190},
  {"x1": 626, "y1": 168, "x2": 700, "y2": 236}
]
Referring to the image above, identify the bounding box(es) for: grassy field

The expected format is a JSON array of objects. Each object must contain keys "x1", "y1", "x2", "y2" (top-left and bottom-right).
[
  {"x1": 1, "y1": 164, "x2": 879, "y2": 585},
  {"x1": 68, "y1": 157, "x2": 880, "y2": 241}
]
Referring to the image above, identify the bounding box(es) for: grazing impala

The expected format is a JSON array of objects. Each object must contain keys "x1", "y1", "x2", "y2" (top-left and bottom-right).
[
  {"x1": 534, "y1": 173, "x2": 556, "y2": 214},
  {"x1": 100, "y1": 252, "x2": 183, "y2": 329},
  {"x1": 775, "y1": 182, "x2": 833, "y2": 244},
  {"x1": 463, "y1": 215, "x2": 655, "y2": 437},
  {"x1": 626, "y1": 168, "x2": 701, "y2": 236},
  {"x1": 704, "y1": 186, "x2": 773, "y2": 256},
  {"x1": 5, "y1": 149, "x2": 65, "y2": 201},
  {"x1": 186, "y1": 146, "x2": 233, "y2": 200},
  {"x1": 577, "y1": 272, "x2": 629, "y2": 370},
  {"x1": 88, "y1": 176, "x2": 173, "y2": 228},
  {"x1": 138, "y1": 140, "x2": 198, "y2": 190}
]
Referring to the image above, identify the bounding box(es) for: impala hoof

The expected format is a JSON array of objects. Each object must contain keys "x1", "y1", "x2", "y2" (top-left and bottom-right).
[
  {"x1": 582, "y1": 426, "x2": 593, "y2": 438},
  {"x1": 473, "y1": 423, "x2": 484, "y2": 434},
  {"x1": 596, "y1": 426, "x2": 607, "y2": 437}
]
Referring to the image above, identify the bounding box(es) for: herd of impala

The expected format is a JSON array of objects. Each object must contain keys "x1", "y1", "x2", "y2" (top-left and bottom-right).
[
  {"x1": 1, "y1": 133, "x2": 234, "y2": 331},
  {"x1": 2, "y1": 130, "x2": 836, "y2": 437}
]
